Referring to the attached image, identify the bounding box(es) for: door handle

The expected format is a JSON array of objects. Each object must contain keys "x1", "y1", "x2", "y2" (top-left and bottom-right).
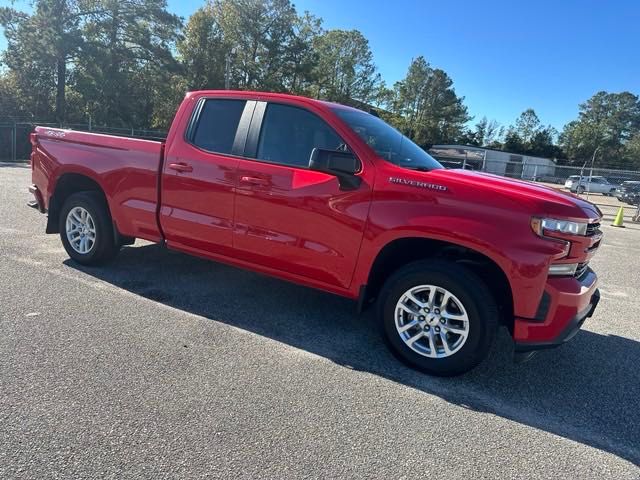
[
  {"x1": 240, "y1": 176, "x2": 269, "y2": 186},
  {"x1": 168, "y1": 162, "x2": 193, "y2": 173}
]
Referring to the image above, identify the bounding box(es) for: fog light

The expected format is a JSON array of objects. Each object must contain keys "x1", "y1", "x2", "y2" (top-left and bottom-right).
[{"x1": 548, "y1": 263, "x2": 578, "y2": 276}]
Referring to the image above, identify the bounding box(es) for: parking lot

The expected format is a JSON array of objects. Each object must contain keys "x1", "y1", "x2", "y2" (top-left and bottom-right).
[{"x1": 1, "y1": 163, "x2": 639, "y2": 478}]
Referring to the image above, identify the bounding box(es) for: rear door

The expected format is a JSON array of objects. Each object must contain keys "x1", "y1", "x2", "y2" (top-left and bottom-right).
[
  {"x1": 160, "y1": 98, "x2": 254, "y2": 257},
  {"x1": 232, "y1": 101, "x2": 372, "y2": 289}
]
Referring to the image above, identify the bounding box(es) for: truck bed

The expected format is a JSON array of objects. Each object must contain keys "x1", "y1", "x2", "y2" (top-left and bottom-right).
[{"x1": 32, "y1": 127, "x2": 165, "y2": 242}]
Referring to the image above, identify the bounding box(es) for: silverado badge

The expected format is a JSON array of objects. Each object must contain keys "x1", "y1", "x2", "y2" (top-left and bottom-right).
[{"x1": 389, "y1": 176, "x2": 448, "y2": 191}]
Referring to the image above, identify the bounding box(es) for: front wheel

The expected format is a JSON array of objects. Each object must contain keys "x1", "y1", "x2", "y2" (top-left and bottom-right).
[
  {"x1": 577, "y1": 186, "x2": 586, "y2": 194},
  {"x1": 377, "y1": 260, "x2": 498, "y2": 376},
  {"x1": 59, "y1": 191, "x2": 119, "y2": 265}
]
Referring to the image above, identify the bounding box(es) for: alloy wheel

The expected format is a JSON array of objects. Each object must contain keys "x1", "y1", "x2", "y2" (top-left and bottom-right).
[
  {"x1": 394, "y1": 285, "x2": 470, "y2": 358},
  {"x1": 65, "y1": 206, "x2": 96, "y2": 254}
]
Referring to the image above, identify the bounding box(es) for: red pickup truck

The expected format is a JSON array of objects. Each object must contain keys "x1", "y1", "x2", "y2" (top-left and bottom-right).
[{"x1": 28, "y1": 90, "x2": 602, "y2": 375}]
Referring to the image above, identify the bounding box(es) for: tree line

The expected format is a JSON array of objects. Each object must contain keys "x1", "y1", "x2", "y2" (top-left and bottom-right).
[{"x1": 1, "y1": 0, "x2": 639, "y2": 169}]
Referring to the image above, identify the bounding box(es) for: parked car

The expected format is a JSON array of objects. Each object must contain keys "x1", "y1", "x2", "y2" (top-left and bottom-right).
[
  {"x1": 564, "y1": 175, "x2": 619, "y2": 195},
  {"x1": 615, "y1": 181, "x2": 640, "y2": 205},
  {"x1": 532, "y1": 175, "x2": 564, "y2": 184},
  {"x1": 605, "y1": 175, "x2": 634, "y2": 186},
  {"x1": 27, "y1": 90, "x2": 602, "y2": 376}
]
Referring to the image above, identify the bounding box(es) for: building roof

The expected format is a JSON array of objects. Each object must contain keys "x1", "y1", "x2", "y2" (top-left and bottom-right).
[{"x1": 430, "y1": 144, "x2": 556, "y2": 163}]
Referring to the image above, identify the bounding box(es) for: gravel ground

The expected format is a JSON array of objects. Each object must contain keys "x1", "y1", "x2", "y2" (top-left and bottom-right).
[{"x1": 1, "y1": 163, "x2": 639, "y2": 479}]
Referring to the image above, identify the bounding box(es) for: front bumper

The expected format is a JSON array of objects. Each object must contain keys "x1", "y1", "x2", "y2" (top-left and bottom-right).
[{"x1": 514, "y1": 269, "x2": 599, "y2": 353}]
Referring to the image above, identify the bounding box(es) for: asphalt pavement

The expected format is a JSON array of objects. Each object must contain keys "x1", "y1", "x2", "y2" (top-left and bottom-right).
[{"x1": 1, "y1": 163, "x2": 639, "y2": 479}]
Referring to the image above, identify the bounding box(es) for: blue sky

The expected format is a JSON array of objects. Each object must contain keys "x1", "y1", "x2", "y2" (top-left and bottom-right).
[{"x1": 2, "y1": 0, "x2": 639, "y2": 131}]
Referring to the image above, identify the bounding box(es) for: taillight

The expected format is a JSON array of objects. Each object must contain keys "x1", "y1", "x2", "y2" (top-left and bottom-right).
[{"x1": 29, "y1": 133, "x2": 38, "y2": 168}]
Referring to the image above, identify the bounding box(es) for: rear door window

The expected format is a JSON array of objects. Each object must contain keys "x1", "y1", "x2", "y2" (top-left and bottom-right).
[{"x1": 191, "y1": 99, "x2": 247, "y2": 154}]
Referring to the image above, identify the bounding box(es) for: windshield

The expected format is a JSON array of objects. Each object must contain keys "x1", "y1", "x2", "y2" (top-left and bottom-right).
[{"x1": 332, "y1": 108, "x2": 443, "y2": 171}]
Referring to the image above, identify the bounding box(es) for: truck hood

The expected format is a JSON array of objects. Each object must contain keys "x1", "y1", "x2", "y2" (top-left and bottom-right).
[{"x1": 429, "y1": 169, "x2": 602, "y2": 221}]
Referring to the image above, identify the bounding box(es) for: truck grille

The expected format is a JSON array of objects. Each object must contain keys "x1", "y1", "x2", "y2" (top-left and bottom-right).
[
  {"x1": 586, "y1": 222, "x2": 601, "y2": 236},
  {"x1": 575, "y1": 262, "x2": 590, "y2": 279}
]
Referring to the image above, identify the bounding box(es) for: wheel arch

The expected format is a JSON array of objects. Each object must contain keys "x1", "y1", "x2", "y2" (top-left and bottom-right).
[
  {"x1": 47, "y1": 172, "x2": 111, "y2": 235},
  {"x1": 360, "y1": 236, "x2": 515, "y2": 331}
]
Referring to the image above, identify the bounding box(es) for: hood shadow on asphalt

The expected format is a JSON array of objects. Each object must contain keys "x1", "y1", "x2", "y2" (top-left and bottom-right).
[{"x1": 65, "y1": 243, "x2": 640, "y2": 467}]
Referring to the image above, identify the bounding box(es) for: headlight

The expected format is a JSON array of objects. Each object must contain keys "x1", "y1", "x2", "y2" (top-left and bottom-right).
[{"x1": 531, "y1": 217, "x2": 588, "y2": 237}]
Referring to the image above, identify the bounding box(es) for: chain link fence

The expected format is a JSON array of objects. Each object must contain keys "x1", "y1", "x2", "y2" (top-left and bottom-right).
[
  {"x1": 438, "y1": 157, "x2": 640, "y2": 185},
  {"x1": 436, "y1": 155, "x2": 640, "y2": 221},
  {"x1": 0, "y1": 121, "x2": 167, "y2": 162},
  {"x1": 2, "y1": 120, "x2": 639, "y2": 220}
]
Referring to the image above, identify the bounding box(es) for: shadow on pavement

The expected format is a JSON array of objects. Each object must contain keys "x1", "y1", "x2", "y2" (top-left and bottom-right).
[{"x1": 66, "y1": 243, "x2": 640, "y2": 466}]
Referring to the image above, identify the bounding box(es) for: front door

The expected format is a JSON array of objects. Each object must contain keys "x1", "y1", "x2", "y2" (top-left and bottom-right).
[
  {"x1": 160, "y1": 98, "x2": 253, "y2": 257},
  {"x1": 233, "y1": 102, "x2": 372, "y2": 289}
]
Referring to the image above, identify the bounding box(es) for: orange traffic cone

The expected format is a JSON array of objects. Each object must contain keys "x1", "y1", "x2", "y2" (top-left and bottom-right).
[{"x1": 612, "y1": 207, "x2": 625, "y2": 228}]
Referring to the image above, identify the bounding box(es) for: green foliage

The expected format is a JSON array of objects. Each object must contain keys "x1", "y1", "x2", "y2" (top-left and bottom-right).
[
  {"x1": 1, "y1": 0, "x2": 638, "y2": 171},
  {"x1": 514, "y1": 109, "x2": 540, "y2": 144},
  {"x1": 622, "y1": 134, "x2": 640, "y2": 170},
  {"x1": 211, "y1": 0, "x2": 299, "y2": 90},
  {"x1": 74, "y1": 0, "x2": 182, "y2": 127},
  {"x1": 312, "y1": 29, "x2": 382, "y2": 105},
  {"x1": 1, "y1": 0, "x2": 182, "y2": 127},
  {"x1": 0, "y1": 0, "x2": 385, "y2": 130},
  {"x1": 177, "y1": 1, "x2": 321, "y2": 95},
  {"x1": 460, "y1": 116, "x2": 502, "y2": 147},
  {"x1": 502, "y1": 129, "x2": 524, "y2": 153},
  {"x1": 178, "y1": 6, "x2": 226, "y2": 90},
  {"x1": 388, "y1": 56, "x2": 469, "y2": 146},
  {"x1": 283, "y1": 12, "x2": 322, "y2": 95},
  {"x1": 0, "y1": 70, "x2": 29, "y2": 118},
  {"x1": 500, "y1": 109, "x2": 563, "y2": 158},
  {"x1": 560, "y1": 91, "x2": 640, "y2": 168},
  {"x1": 1, "y1": 1, "x2": 87, "y2": 122}
]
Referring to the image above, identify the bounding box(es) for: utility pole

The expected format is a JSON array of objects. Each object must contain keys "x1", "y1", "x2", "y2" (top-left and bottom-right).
[
  {"x1": 585, "y1": 146, "x2": 601, "y2": 201},
  {"x1": 225, "y1": 48, "x2": 237, "y2": 90}
]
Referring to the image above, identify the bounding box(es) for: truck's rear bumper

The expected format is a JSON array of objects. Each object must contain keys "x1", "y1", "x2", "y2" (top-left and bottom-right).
[
  {"x1": 28, "y1": 184, "x2": 46, "y2": 213},
  {"x1": 513, "y1": 270, "x2": 599, "y2": 352}
]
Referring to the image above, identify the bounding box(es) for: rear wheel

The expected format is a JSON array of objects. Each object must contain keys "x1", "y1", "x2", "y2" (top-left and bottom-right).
[
  {"x1": 577, "y1": 186, "x2": 585, "y2": 194},
  {"x1": 59, "y1": 192, "x2": 119, "y2": 265},
  {"x1": 377, "y1": 260, "x2": 498, "y2": 376}
]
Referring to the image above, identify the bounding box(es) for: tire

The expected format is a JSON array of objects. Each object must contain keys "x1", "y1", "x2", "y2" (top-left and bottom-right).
[
  {"x1": 377, "y1": 259, "x2": 498, "y2": 376},
  {"x1": 59, "y1": 191, "x2": 119, "y2": 265},
  {"x1": 577, "y1": 186, "x2": 585, "y2": 194}
]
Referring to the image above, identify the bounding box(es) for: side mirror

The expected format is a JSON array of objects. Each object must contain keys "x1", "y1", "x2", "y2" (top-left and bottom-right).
[{"x1": 309, "y1": 148, "x2": 361, "y2": 190}]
